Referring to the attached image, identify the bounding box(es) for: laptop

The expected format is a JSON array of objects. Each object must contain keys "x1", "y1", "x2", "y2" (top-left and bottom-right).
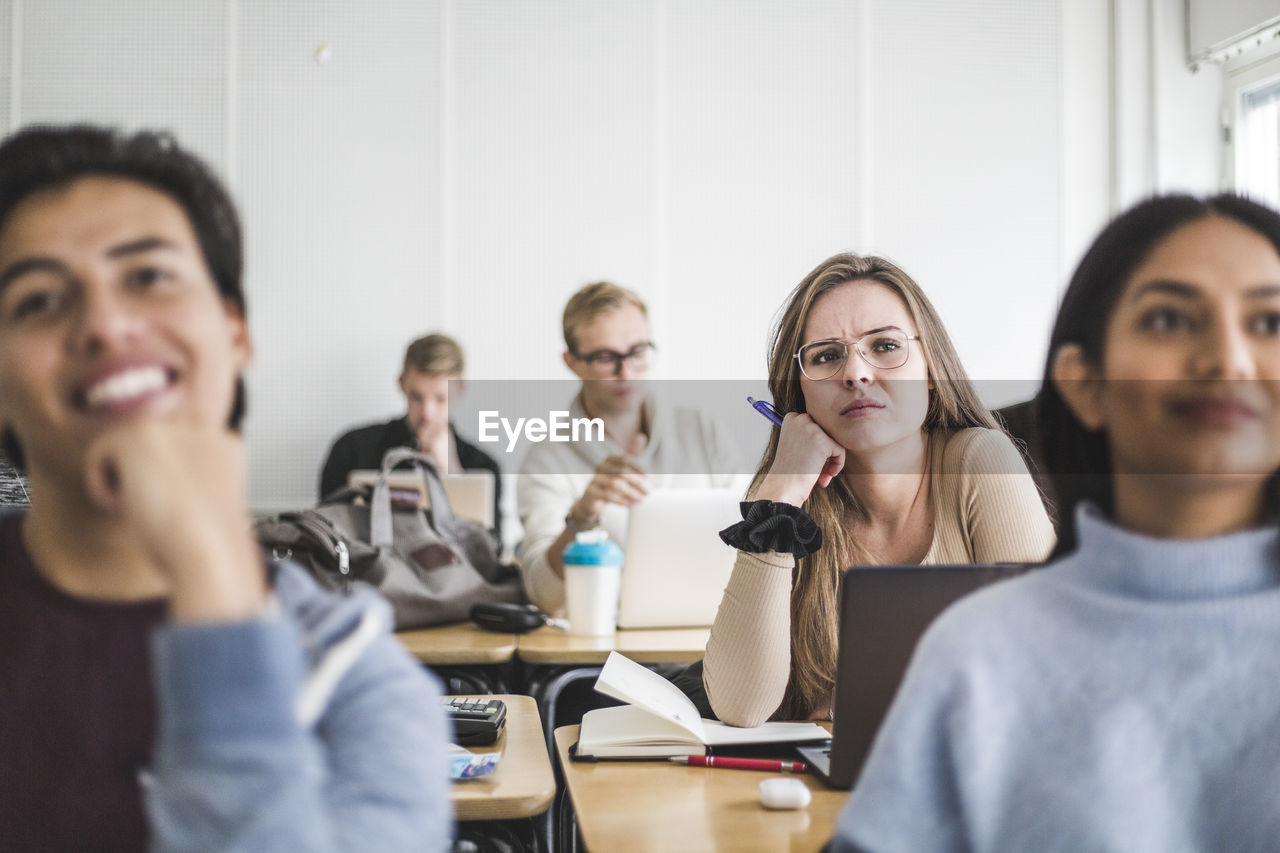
[
  {"x1": 347, "y1": 468, "x2": 496, "y2": 528},
  {"x1": 614, "y1": 487, "x2": 741, "y2": 630},
  {"x1": 797, "y1": 563, "x2": 1030, "y2": 788}
]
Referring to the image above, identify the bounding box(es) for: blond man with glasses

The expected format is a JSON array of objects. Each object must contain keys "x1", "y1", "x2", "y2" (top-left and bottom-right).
[{"x1": 516, "y1": 281, "x2": 743, "y2": 614}]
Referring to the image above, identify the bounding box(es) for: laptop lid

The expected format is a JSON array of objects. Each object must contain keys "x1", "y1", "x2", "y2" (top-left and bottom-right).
[
  {"x1": 820, "y1": 563, "x2": 1029, "y2": 789},
  {"x1": 614, "y1": 488, "x2": 741, "y2": 630},
  {"x1": 347, "y1": 469, "x2": 496, "y2": 528}
]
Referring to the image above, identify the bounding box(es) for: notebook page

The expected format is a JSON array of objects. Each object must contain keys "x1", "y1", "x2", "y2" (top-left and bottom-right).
[
  {"x1": 701, "y1": 720, "x2": 829, "y2": 746},
  {"x1": 594, "y1": 651, "x2": 706, "y2": 741}
]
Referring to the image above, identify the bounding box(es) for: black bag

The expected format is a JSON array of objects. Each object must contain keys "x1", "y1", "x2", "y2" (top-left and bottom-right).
[{"x1": 255, "y1": 448, "x2": 526, "y2": 629}]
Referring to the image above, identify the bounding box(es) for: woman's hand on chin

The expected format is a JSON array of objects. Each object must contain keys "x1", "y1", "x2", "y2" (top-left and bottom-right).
[
  {"x1": 753, "y1": 413, "x2": 845, "y2": 507},
  {"x1": 83, "y1": 420, "x2": 266, "y2": 623}
]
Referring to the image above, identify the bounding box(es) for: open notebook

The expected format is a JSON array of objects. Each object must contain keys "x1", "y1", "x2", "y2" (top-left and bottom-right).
[{"x1": 572, "y1": 652, "x2": 828, "y2": 760}]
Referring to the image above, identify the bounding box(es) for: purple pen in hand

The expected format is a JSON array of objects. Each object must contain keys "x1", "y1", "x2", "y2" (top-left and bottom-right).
[{"x1": 747, "y1": 396, "x2": 784, "y2": 427}]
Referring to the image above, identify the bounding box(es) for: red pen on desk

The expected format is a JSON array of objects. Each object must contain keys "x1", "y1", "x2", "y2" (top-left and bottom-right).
[{"x1": 669, "y1": 755, "x2": 808, "y2": 774}]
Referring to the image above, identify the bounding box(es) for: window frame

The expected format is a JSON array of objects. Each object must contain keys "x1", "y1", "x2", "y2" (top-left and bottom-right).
[{"x1": 1225, "y1": 39, "x2": 1280, "y2": 197}]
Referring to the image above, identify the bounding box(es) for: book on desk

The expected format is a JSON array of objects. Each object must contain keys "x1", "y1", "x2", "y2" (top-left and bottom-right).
[{"x1": 571, "y1": 651, "x2": 828, "y2": 760}]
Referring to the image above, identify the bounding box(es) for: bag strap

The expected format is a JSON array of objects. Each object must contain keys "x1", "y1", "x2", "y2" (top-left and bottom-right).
[
  {"x1": 370, "y1": 446, "x2": 460, "y2": 547},
  {"x1": 277, "y1": 510, "x2": 352, "y2": 576}
]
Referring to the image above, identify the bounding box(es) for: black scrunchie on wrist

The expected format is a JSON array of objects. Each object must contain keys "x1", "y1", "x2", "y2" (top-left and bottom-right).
[{"x1": 718, "y1": 500, "x2": 823, "y2": 559}]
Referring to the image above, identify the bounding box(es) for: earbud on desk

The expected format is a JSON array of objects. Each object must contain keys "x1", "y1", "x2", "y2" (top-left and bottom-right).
[{"x1": 758, "y1": 777, "x2": 811, "y2": 810}]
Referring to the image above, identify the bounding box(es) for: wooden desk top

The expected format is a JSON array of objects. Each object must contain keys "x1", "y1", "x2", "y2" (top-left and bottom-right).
[
  {"x1": 396, "y1": 622, "x2": 518, "y2": 665},
  {"x1": 516, "y1": 625, "x2": 710, "y2": 665},
  {"x1": 452, "y1": 695, "x2": 556, "y2": 821},
  {"x1": 554, "y1": 724, "x2": 842, "y2": 852}
]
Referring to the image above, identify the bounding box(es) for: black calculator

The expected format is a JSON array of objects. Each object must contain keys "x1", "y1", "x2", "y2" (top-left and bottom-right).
[{"x1": 442, "y1": 697, "x2": 507, "y2": 746}]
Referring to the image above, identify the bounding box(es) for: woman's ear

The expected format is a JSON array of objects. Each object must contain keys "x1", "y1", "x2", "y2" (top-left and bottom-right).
[{"x1": 1051, "y1": 343, "x2": 1105, "y2": 431}]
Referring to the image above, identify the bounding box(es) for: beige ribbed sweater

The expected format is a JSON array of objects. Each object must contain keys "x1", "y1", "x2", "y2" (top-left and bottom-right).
[{"x1": 702, "y1": 428, "x2": 1056, "y2": 727}]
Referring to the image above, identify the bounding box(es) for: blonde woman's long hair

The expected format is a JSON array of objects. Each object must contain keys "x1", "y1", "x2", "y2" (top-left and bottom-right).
[{"x1": 757, "y1": 253, "x2": 997, "y2": 720}]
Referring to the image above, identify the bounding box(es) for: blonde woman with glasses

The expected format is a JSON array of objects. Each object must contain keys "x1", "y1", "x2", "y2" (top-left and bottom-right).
[{"x1": 702, "y1": 253, "x2": 1054, "y2": 727}]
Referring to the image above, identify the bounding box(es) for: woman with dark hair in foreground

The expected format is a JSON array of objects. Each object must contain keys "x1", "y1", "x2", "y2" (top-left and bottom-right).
[{"x1": 832, "y1": 193, "x2": 1280, "y2": 851}]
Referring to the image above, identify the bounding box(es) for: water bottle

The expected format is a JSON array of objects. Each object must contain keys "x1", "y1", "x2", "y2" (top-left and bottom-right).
[{"x1": 561, "y1": 530, "x2": 624, "y2": 635}]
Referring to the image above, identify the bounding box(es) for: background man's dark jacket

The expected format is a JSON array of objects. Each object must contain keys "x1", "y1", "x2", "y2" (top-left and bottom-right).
[{"x1": 318, "y1": 417, "x2": 503, "y2": 533}]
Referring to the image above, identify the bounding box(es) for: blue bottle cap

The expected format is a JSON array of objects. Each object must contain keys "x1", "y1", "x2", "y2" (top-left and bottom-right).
[{"x1": 562, "y1": 530, "x2": 623, "y2": 566}]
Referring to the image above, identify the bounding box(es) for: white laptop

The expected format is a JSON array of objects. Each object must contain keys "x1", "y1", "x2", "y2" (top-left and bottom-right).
[
  {"x1": 346, "y1": 468, "x2": 496, "y2": 529},
  {"x1": 615, "y1": 487, "x2": 742, "y2": 630}
]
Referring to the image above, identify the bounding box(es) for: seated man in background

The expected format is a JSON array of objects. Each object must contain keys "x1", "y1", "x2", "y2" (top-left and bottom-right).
[
  {"x1": 319, "y1": 332, "x2": 502, "y2": 532},
  {"x1": 0, "y1": 124, "x2": 449, "y2": 850},
  {"x1": 517, "y1": 281, "x2": 743, "y2": 614}
]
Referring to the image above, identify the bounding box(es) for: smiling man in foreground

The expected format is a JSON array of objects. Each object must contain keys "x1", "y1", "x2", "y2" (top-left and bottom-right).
[{"x1": 0, "y1": 125, "x2": 450, "y2": 851}]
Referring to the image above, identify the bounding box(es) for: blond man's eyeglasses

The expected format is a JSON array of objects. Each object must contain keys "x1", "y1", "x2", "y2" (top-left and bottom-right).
[{"x1": 571, "y1": 341, "x2": 655, "y2": 377}]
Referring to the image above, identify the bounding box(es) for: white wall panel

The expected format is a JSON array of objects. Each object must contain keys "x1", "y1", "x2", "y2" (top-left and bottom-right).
[
  {"x1": 18, "y1": 0, "x2": 226, "y2": 167},
  {"x1": 868, "y1": 0, "x2": 1061, "y2": 392},
  {"x1": 450, "y1": 0, "x2": 654, "y2": 382},
  {"x1": 665, "y1": 0, "x2": 862, "y2": 380},
  {"x1": 1153, "y1": 0, "x2": 1223, "y2": 194},
  {"x1": 1060, "y1": 0, "x2": 1112, "y2": 280},
  {"x1": 1, "y1": 0, "x2": 1090, "y2": 510},
  {"x1": 0, "y1": 1, "x2": 11, "y2": 135},
  {"x1": 237, "y1": 0, "x2": 441, "y2": 508}
]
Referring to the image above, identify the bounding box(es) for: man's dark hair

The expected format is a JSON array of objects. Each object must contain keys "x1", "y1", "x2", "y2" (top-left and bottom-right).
[
  {"x1": 1037, "y1": 193, "x2": 1280, "y2": 557},
  {"x1": 0, "y1": 124, "x2": 248, "y2": 468}
]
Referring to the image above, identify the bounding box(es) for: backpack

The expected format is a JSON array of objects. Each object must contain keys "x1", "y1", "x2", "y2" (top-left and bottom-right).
[{"x1": 255, "y1": 448, "x2": 526, "y2": 629}]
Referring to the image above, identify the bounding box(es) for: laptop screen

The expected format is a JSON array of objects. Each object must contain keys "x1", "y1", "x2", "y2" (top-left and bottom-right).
[
  {"x1": 821, "y1": 563, "x2": 1029, "y2": 789},
  {"x1": 615, "y1": 488, "x2": 741, "y2": 630},
  {"x1": 346, "y1": 469, "x2": 496, "y2": 528}
]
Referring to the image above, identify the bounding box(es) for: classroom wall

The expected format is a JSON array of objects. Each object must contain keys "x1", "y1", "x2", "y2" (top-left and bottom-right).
[
  {"x1": 1111, "y1": 0, "x2": 1224, "y2": 205},
  {"x1": 0, "y1": 0, "x2": 1230, "y2": 512}
]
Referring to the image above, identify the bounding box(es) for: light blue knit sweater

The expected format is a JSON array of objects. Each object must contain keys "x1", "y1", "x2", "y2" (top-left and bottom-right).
[
  {"x1": 146, "y1": 562, "x2": 451, "y2": 852},
  {"x1": 832, "y1": 505, "x2": 1280, "y2": 853}
]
